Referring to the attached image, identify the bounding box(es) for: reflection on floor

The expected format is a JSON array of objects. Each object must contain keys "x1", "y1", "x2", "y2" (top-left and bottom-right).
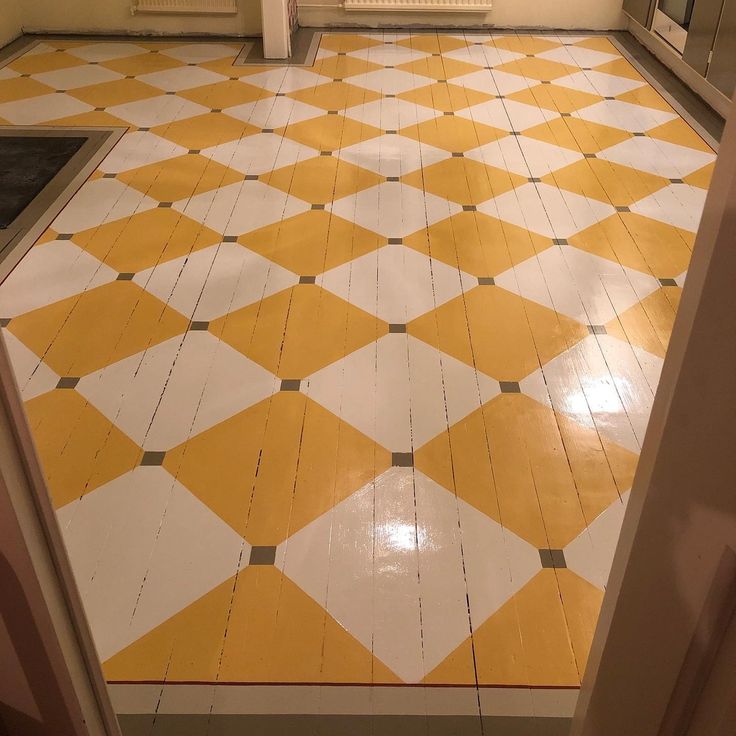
[{"x1": 0, "y1": 31, "x2": 715, "y2": 730}]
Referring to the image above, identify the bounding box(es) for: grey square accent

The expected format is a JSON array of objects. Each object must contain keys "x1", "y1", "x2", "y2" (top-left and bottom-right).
[
  {"x1": 581, "y1": 67, "x2": 592, "y2": 71},
  {"x1": 388, "y1": 238, "x2": 403, "y2": 245},
  {"x1": 94, "y1": 107, "x2": 105, "y2": 112},
  {"x1": 189, "y1": 149, "x2": 201, "y2": 155},
  {"x1": 223, "y1": 235, "x2": 238, "y2": 243},
  {"x1": 587, "y1": 324, "x2": 607, "y2": 335},
  {"x1": 20, "y1": 73, "x2": 31, "y2": 78},
  {"x1": 387, "y1": 176, "x2": 400, "y2": 182},
  {"x1": 280, "y1": 379, "x2": 301, "y2": 392},
  {"x1": 389, "y1": 323, "x2": 407, "y2": 333},
  {"x1": 541, "y1": 80, "x2": 551, "y2": 85},
  {"x1": 139, "y1": 127, "x2": 150, "y2": 132},
  {"x1": 320, "y1": 151, "x2": 333, "y2": 156},
  {"x1": 615, "y1": 205, "x2": 631, "y2": 213},
  {"x1": 334, "y1": 77, "x2": 344, "y2": 81},
  {"x1": 141, "y1": 451, "x2": 166, "y2": 467},
  {"x1": 275, "y1": 92, "x2": 286, "y2": 97},
  {"x1": 299, "y1": 275, "x2": 316, "y2": 284},
  {"x1": 528, "y1": 177, "x2": 542, "y2": 183},
  {"x1": 438, "y1": 79, "x2": 448, "y2": 84},
  {"x1": 478, "y1": 277, "x2": 495, "y2": 286},
  {"x1": 158, "y1": 202, "x2": 173, "y2": 208},
  {"x1": 392, "y1": 452, "x2": 414, "y2": 467},
  {"x1": 560, "y1": 112, "x2": 571, "y2": 117},
  {"x1": 189, "y1": 321, "x2": 210, "y2": 331},
  {"x1": 526, "y1": 54, "x2": 535, "y2": 57},
  {"x1": 633, "y1": 131, "x2": 646, "y2": 136},
  {"x1": 56, "y1": 377, "x2": 80, "y2": 389},
  {"x1": 250, "y1": 546, "x2": 277, "y2": 566},
  {"x1": 539, "y1": 549, "x2": 567, "y2": 569},
  {"x1": 496, "y1": 94, "x2": 505, "y2": 99},
  {"x1": 262, "y1": 128, "x2": 275, "y2": 134},
  {"x1": 230, "y1": 77, "x2": 239, "y2": 81},
  {"x1": 117, "y1": 272, "x2": 135, "y2": 281},
  {"x1": 327, "y1": 110, "x2": 339, "y2": 115},
  {"x1": 56, "y1": 90, "x2": 67, "y2": 94},
  {"x1": 659, "y1": 277, "x2": 678, "y2": 286},
  {"x1": 338, "y1": 52, "x2": 347, "y2": 56},
  {"x1": 432, "y1": 53, "x2": 442, "y2": 57},
  {"x1": 510, "y1": 131, "x2": 522, "y2": 136},
  {"x1": 670, "y1": 178, "x2": 684, "y2": 184},
  {"x1": 553, "y1": 238, "x2": 568, "y2": 245},
  {"x1": 444, "y1": 111, "x2": 454, "y2": 116},
  {"x1": 245, "y1": 174, "x2": 259, "y2": 180},
  {"x1": 311, "y1": 204, "x2": 326, "y2": 210},
  {"x1": 452, "y1": 152, "x2": 464, "y2": 158},
  {"x1": 583, "y1": 153, "x2": 596, "y2": 159},
  {"x1": 499, "y1": 381, "x2": 521, "y2": 394},
  {"x1": 385, "y1": 67, "x2": 394, "y2": 70},
  {"x1": 385, "y1": 94, "x2": 396, "y2": 99},
  {"x1": 386, "y1": 130, "x2": 398, "y2": 135},
  {"x1": 102, "y1": 173, "x2": 117, "y2": 179},
  {"x1": 57, "y1": 233, "x2": 74, "y2": 240},
  {"x1": 605, "y1": 96, "x2": 615, "y2": 100},
  {"x1": 211, "y1": 108, "x2": 222, "y2": 113},
  {"x1": 165, "y1": 91, "x2": 176, "y2": 96},
  {"x1": 462, "y1": 205, "x2": 477, "y2": 212},
  {"x1": 0, "y1": 318, "x2": 10, "y2": 328}
]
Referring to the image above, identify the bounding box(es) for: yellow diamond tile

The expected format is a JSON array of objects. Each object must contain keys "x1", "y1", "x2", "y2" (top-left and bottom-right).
[
  {"x1": 319, "y1": 34, "x2": 384, "y2": 53},
  {"x1": 427, "y1": 571, "x2": 581, "y2": 686},
  {"x1": 523, "y1": 116, "x2": 631, "y2": 153},
  {"x1": 396, "y1": 56, "x2": 481, "y2": 81},
  {"x1": 684, "y1": 163, "x2": 715, "y2": 189},
  {"x1": 398, "y1": 82, "x2": 495, "y2": 113},
  {"x1": 312, "y1": 54, "x2": 383, "y2": 80},
  {"x1": 178, "y1": 80, "x2": 273, "y2": 109},
  {"x1": 118, "y1": 154, "x2": 244, "y2": 202},
  {"x1": 573, "y1": 36, "x2": 621, "y2": 54},
  {"x1": 400, "y1": 115, "x2": 508, "y2": 152},
  {"x1": 0, "y1": 77, "x2": 54, "y2": 102},
  {"x1": 288, "y1": 81, "x2": 382, "y2": 111},
  {"x1": 210, "y1": 284, "x2": 388, "y2": 379},
  {"x1": 73, "y1": 208, "x2": 222, "y2": 273},
  {"x1": 396, "y1": 34, "x2": 469, "y2": 54},
  {"x1": 508, "y1": 83, "x2": 604, "y2": 114},
  {"x1": 278, "y1": 114, "x2": 381, "y2": 151},
  {"x1": 105, "y1": 568, "x2": 400, "y2": 684},
  {"x1": 568, "y1": 212, "x2": 693, "y2": 278},
  {"x1": 404, "y1": 211, "x2": 553, "y2": 277},
  {"x1": 35, "y1": 228, "x2": 59, "y2": 246},
  {"x1": 605, "y1": 285, "x2": 682, "y2": 359},
  {"x1": 542, "y1": 158, "x2": 669, "y2": 206},
  {"x1": 414, "y1": 393, "x2": 635, "y2": 550},
  {"x1": 100, "y1": 52, "x2": 184, "y2": 76},
  {"x1": 151, "y1": 112, "x2": 259, "y2": 149},
  {"x1": 647, "y1": 118, "x2": 714, "y2": 152},
  {"x1": 408, "y1": 285, "x2": 587, "y2": 381},
  {"x1": 493, "y1": 57, "x2": 578, "y2": 81},
  {"x1": 25, "y1": 390, "x2": 141, "y2": 509},
  {"x1": 9, "y1": 281, "x2": 189, "y2": 376},
  {"x1": 9, "y1": 51, "x2": 86, "y2": 75},
  {"x1": 262, "y1": 155, "x2": 383, "y2": 204},
  {"x1": 616, "y1": 84, "x2": 674, "y2": 112},
  {"x1": 68, "y1": 79, "x2": 161, "y2": 107},
  {"x1": 165, "y1": 392, "x2": 391, "y2": 545},
  {"x1": 44, "y1": 110, "x2": 132, "y2": 128},
  {"x1": 491, "y1": 35, "x2": 563, "y2": 55},
  {"x1": 592, "y1": 57, "x2": 645, "y2": 81},
  {"x1": 238, "y1": 210, "x2": 384, "y2": 274},
  {"x1": 402, "y1": 157, "x2": 526, "y2": 205}
]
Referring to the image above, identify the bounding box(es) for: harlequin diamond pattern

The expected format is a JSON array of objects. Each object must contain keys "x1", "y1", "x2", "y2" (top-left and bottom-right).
[{"x1": 0, "y1": 32, "x2": 713, "y2": 692}]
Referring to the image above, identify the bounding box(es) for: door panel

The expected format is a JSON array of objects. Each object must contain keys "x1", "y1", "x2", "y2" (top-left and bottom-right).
[
  {"x1": 707, "y1": 0, "x2": 736, "y2": 97},
  {"x1": 683, "y1": 0, "x2": 726, "y2": 73},
  {"x1": 624, "y1": 0, "x2": 655, "y2": 28}
]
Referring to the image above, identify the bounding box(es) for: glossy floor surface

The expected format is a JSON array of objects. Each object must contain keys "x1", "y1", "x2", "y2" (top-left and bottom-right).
[{"x1": 0, "y1": 32, "x2": 714, "y2": 703}]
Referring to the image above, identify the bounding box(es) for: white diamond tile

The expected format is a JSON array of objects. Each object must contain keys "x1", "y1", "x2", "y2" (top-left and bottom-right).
[
  {"x1": 348, "y1": 69, "x2": 421, "y2": 95},
  {"x1": 598, "y1": 137, "x2": 716, "y2": 179},
  {"x1": 174, "y1": 180, "x2": 310, "y2": 236},
  {"x1": 479, "y1": 182, "x2": 614, "y2": 238},
  {"x1": 224, "y1": 96, "x2": 323, "y2": 128},
  {"x1": 32, "y1": 64, "x2": 124, "y2": 90},
  {"x1": 243, "y1": 67, "x2": 331, "y2": 94},
  {"x1": 134, "y1": 242, "x2": 298, "y2": 321},
  {"x1": 57, "y1": 467, "x2": 248, "y2": 662},
  {"x1": 495, "y1": 244, "x2": 659, "y2": 325},
  {"x1": 573, "y1": 99, "x2": 677, "y2": 132},
  {"x1": 0, "y1": 241, "x2": 116, "y2": 317},
  {"x1": 201, "y1": 133, "x2": 318, "y2": 176},
  {"x1": 554, "y1": 70, "x2": 645, "y2": 97},
  {"x1": 278, "y1": 467, "x2": 539, "y2": 682},
  {"x1": 77, "y1": 331, "x2": 278, "y2": 450},
  {"x1": 317, "y1": 245, "x2": 476, "y2": 323},
  {"x1": 329, "y1": 181, "x2": 460, "y2": 238},
  {"x1": 108, "y1": 94, "x2": 209, "y2": 128},
  {"x1": 0, "y1": 93, "x2": 93, "y2": 125},
  {"x1": 537, "y1": 45, "x2": 619, "y2": 69},
  {"x1": 161, "y1": 43, "x2": 239, "y2": 64},
  {"x1": 458, "y1": 98, "x2": 557, "y2": 133},
  {"x1": 137, "y1": 65, "x2": 229, "y2": 92},
  {"x1": 52, "y1": 179, "x2": 158, "y2": 234},
  {"x1": 630, "y1": 183, "x2": 707, "y2": 232},
  {"x1": 2, "y1": 330, "x2": 59, "y2": 401},
  {"x1": 0, "y1": 66, "x2": 19, "y2": 81},
  {"x1": 343, "y1": 97, "x2": 440, "y2": 130},
  {"x1": 565, "y1": 491, "x2": 630, "y2": 590},
  {"x1": 305, "y1": 333, "x2": 499, "y2": 452},
  {"x1": 68, "y1": 42, "x2": 148, "y2": 62},
  {"x1": 347, "y1": 45, "x2": 430, "y2": 66},
  {"x1": 443, "y1": 44, "x2": 525, "y2": 68},
  {"x1": 99, "y1": 131, "x2": 188, "y2": 174},
  {"x1": 337, "y1": 134, "x2": 450, "y2": 177},
  {"x1": 450, "y1": 69, "x2": 501, "y2": 96}
]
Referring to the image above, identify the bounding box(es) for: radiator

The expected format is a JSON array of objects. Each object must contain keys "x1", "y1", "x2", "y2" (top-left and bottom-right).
[
  {"x1": 133, "y1": 0, "x2": 238, "y2": 14},
  {"x1": 344, "y1": 0, "x2": 492, "y2": 10}
]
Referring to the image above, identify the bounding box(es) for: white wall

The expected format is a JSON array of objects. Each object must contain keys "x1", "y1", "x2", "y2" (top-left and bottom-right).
[
  {"x1": 21, "y1": 0, "x2": 262, "y2": 36},
  {"x1": 0, "y1": 0, "x2": 22, "y2": 47},
  {"x1": 298, "y1": 0, "x2": 626, "y2": 30}
]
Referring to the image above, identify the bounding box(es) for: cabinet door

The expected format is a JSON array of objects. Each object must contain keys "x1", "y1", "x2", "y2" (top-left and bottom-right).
[
  {"x1": 683, "y1": 0, "x2": 726, "y2": 73},
  {"x1": 624, "y1": 0, "x2": 655, "y2": 28},
  {"x1": 707, "y1": 0, "x2": 736, "y2": 97}
]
